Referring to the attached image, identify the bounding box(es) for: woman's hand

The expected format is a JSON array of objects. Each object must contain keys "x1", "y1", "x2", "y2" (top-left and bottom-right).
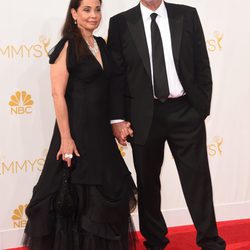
[
  {"x1": 56, "y1": 137, "x2": 80, "y2": 167},
  {"x1": 112, "y1": 121, "x2": 133, "y2": 146}
]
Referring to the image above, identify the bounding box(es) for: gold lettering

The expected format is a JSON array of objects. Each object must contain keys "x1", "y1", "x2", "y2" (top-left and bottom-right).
[
  {"x1": 27, "y1": 159, "x2": 37, "y2": 172},
  {"x1": 215, "y1": 138, "x2": 223, "y2": 155},
  {"x1": 23, "y1": 45, "x2": 33, "y2": 58},
  {"x1": 1, "y1": 37, "x2": 51, "y2": 59},
  {"x1": 33, "y1": 45, "x2": 43, "y2": 58},
  {"x1": 15, "y1": 160, "x2": 28, "y2": 173},
  {"x1": 1, "y1": 158, "x2": 45, "y2": 175},
  {"x1": 25, "y1": 106, "x2": 32, "y2": 114},
  {"x1": 11, "y1": 106, "x2": 32, "y2": 115},
  {"x1": 0, "y1": 46, "x2": 10, "y2": 57},
  {"x1": 18, "y1": 107, "x2": 26, "y2": 114},
  {"x1": 214, "y1": 31, "x2": 223, "y2": 50},
  {"x1": 2, "y1": 161, "x2": 15, "y2": 174},
  {"x1": 37, "y1": 158, "x2": 45, "y2": 171},
  {"x1": 13, "y1": 220, "x2": 27, "y2": 228},
  {"x1": 11, "y1": 107, "x2": 18, "y2": 115},
  {"x1": 207, "y1": 39, "x2": 216, "y2": 52},
  {"x1": 13, "y1": 221, "x2": 21, "y2": 228},
  {"x1": 207, "y1": 144, "x2": 217, "y2": 156},
  {"x1": 21, "y1": 220, "x2": 27, "y2": 228},
  {"x1": 11, "y1": 45, "x2": 24, "y2": 58}
]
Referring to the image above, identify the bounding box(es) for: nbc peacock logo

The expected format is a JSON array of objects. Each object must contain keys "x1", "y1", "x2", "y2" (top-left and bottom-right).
[
  {"x1": 9, "y1": 91, "x2": 34, "y2": 115},
  {"x1": 12, "y1": 204, "x2": 28, "y2": 228}
]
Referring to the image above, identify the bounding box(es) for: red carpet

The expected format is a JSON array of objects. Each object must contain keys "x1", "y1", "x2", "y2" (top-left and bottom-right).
[{"x1": 5, "y1": 219, "x2": 250, "y2": 250}]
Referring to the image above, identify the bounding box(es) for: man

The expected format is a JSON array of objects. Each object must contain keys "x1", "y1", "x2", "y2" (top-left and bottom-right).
[{"x1": 107, "y1": 0, "x2": 226, "y2": 249}]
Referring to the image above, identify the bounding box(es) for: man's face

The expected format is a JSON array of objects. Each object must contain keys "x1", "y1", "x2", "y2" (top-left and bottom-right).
[
  {"x1": 141, "y1": 0, "x2": 162, "y2": 4},
  {"x1": 141, "y1": 0, "x2": 162, "y2": 6}
]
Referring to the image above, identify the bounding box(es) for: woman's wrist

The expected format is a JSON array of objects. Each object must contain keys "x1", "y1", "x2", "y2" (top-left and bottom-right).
[{"x1": 61, "y1": 134, "x2": 73, "y2": 141}]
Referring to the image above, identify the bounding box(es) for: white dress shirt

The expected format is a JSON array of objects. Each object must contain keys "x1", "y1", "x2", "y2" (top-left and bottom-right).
[{"x1": 140, "y1": 1, "x2": 184, "y2": 98}]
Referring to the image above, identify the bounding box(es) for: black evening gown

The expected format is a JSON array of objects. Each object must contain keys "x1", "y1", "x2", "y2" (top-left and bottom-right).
[{"x1": 23, "y1": 36, "x2": 137, "y2": 250}]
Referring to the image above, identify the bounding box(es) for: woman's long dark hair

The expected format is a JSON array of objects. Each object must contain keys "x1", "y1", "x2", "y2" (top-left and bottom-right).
[{"x1": 62, "y1": 0, "x2": 102, "y2": 61}]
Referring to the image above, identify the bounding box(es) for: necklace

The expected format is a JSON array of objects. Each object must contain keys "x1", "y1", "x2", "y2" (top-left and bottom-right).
[{"x1": 86, "y1": 38, "x2": 99, "y2": 55}]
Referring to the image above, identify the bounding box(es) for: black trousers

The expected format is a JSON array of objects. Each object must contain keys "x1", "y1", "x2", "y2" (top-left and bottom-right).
[{"x1": 131, "y1": 96, "x2": 226, "y2": 250}]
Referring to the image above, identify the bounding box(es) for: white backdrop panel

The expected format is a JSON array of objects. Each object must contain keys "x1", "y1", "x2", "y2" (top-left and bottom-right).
[{"x1": 1, "y1": 0, "x2": 250, "y2": 249}]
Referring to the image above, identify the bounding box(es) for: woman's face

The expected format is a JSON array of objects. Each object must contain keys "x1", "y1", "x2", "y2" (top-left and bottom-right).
[{"x1": 71, "y1": 0, "x2": 102, "y2": 33}]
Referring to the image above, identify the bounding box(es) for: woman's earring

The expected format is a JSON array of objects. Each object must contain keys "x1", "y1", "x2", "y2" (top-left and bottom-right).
[{"x1": 74, "y1": 19, "x2": 77, "y2": 25}]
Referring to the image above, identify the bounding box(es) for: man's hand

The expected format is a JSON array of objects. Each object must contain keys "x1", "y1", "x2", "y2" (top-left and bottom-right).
[{"x1": 112, "y1": 121, "x2": 133, "y2": 146}]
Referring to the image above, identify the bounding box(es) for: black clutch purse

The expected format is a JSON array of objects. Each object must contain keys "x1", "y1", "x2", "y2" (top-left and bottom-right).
[{"x1": 54, "y1": 163, "x2": 78, "y2": 217}]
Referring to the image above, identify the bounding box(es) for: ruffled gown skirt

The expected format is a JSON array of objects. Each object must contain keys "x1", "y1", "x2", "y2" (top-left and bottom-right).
[{"x1": 23, "y1": 176, "x2": 137, "y2": 250}]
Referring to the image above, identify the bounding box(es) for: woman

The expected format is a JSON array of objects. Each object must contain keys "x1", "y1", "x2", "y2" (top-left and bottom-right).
[{"x1": 23, "y1": 0, "x2": 137, "y2": 249}]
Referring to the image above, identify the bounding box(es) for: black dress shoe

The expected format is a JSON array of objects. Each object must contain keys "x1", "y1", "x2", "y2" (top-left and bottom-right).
[{"x1": 200, "y1": 236, "x2": 226, "y2": 250}]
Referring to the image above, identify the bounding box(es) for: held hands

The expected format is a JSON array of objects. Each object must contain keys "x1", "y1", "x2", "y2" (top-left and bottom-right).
[
  {"x1": 112, "y1": 121, "x2": 133, "y2": 146},
  {"x1": 56, "y1": 137, "x2": 80, "y2": 167}
]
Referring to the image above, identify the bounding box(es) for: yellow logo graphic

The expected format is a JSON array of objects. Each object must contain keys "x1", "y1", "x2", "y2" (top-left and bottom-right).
[
  {"x1": 207, "y1": 136, "x2": 223, "y2": 157},
  {"x1": 12, "y1": 204, "x2": 28, "y2": 228},
  {"x1": 118, "y1": 145, "x2": 126, "y2": 157},
  {"x1": 9, "y1": 91, "x2": 34, "y2": 115},
  {"x1": 39, "y1": 35, "x2": 50, "y2": 55},
  {"x1": 167, "y1": 136, "x2": 224, "y2": 159},
  {"x1": 0, "y1": 150, "x2": 47, "y2": 176},
  {"x1": 206, "y1": 31, "x2": 223, "y2": 52},
  {"x1": 0, "y1": 35, "x2": 50, "y2": 59}
]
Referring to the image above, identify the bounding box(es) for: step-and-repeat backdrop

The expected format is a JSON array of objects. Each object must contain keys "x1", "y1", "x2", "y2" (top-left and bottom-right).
[{"x1": 1, "y1": 0, "x2": 250, "y2": 249}]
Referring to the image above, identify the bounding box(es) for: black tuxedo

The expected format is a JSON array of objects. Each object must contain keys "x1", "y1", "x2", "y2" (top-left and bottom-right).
[
  {"x1": 108, "y1": 2, "x2": 225, "y2": 249},
  {"x1": 108, "y1": 2, "x2": 212, "y2": 145}
]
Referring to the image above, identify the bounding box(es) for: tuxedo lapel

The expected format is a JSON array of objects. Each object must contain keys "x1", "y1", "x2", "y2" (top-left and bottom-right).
[
  {"x1": 125, "y1": 5, "x2": 152, "y2": 79},
  {"x1": 165, "y1": 3, "x2": 183, "y2": 72},
  {"x1": 125, "y1": 3, "x2": 183, "y2": 79}
]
